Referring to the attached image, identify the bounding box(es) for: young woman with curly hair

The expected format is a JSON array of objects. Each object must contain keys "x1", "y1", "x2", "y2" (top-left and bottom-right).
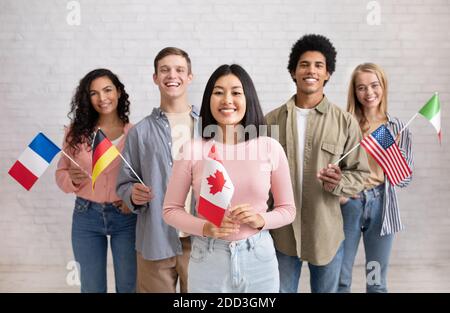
[{"x1": 55, "y1": 69, "x2": 136, "y2": 293}]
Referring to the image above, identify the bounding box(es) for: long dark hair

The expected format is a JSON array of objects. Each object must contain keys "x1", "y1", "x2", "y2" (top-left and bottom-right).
[
  {"x1": 66, "y1": 69, "x2": 130, "y2": 154},
  {"x1": 200, "y1": 64, "x2": 265, "y2": 141}
]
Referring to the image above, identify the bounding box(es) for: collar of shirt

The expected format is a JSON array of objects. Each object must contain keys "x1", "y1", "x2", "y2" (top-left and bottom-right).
[
  {"x1": 286, "y1": 94, "x2": 330, "y2": 115},
  {"x1": 386, "y1": 112, "x2": 396, "y2": 125},
  {"x1": 151, "y1": 105, "x2": 200, "y2": 120}
]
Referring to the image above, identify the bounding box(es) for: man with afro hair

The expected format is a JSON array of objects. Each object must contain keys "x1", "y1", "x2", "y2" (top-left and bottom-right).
[{"x1": 266, "y1": 34, "x2": 369, "y2": 293}]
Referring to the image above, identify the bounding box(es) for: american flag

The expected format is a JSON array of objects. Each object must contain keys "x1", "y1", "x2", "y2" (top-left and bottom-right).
[{"x1": 360, "y1": 125, "x2": 412, "y2": 186}]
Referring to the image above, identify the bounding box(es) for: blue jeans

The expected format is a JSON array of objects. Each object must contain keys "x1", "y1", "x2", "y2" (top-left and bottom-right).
[
  {"x1": 338, "y1": 184, "x2": 394, "y2": 293},
  {"x1": 71, "y1": 197, "x2": 137, "y2": 293},
  {"x1": 188, "y1": 230, "x2": 279, "y2": 292},
  {"x1": 276, "y1": 243, "x2": 344, "y2": 293}
]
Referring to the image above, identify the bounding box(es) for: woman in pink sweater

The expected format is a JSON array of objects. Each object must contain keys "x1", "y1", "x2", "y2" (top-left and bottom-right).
[
  {"x1": 163, "y1": 64, "x2": 296, "y2": 292},
  {"x1": 55, "y1": 69, "x2": 136, "y2": 293}
]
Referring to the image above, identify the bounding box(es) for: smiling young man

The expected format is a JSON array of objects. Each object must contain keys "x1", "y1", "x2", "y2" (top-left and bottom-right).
[
  {"x1": 265, "y1": 34, "x2": 369, "y2": 293},
  {"x1": 116, "y1": 47, "x2": 200, "y2": 293}
]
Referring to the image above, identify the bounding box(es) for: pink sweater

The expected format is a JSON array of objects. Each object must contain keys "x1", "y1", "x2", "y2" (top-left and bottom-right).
[
  {"x1": 163, "y1": 136, "x2": 296, "y2": 241},
  {"x1": 55, "y1": 123, "x2": 133, "y2": 203}
]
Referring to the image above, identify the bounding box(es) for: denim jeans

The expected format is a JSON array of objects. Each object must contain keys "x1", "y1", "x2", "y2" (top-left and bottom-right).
[
  {"x1": 338, "y1": 184, "x2": 394, "y2": 293},
  {"x1": 188, "y1": 230, "x2": 279, "y2": 292},
  {"x1": 276, "y1": 242, "x2": 344, "y2": 293},
  {"x1": 71, "y1": 197, "x2": 137, "y2": 293}
]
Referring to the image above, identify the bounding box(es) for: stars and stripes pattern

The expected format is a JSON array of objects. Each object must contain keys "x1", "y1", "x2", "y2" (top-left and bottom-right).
[{"x1": 361, "y1": 124, "x2": 412, "y2": 186}]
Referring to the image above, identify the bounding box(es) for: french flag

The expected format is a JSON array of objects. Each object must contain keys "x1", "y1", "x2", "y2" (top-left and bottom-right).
[{"x1": 8, "y1": 133, "x2": 61, "y2": 190}]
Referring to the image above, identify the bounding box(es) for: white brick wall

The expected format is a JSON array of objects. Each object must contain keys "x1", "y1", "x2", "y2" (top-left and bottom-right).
[{"x1": 1, "y1": 0, "x2": 449, "y2": 275}]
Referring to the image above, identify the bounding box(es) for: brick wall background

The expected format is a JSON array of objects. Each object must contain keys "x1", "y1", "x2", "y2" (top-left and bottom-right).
[{"x1": 1, "y1": 0, "x2": 449, "y2": 285}]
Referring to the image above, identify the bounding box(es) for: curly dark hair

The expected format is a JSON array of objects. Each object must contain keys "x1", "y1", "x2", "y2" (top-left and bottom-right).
[
  {"x1": 287, "y1": 34, "x2": 337, "y2": 86},
  {"x1": 66, "y1": 68, "x2": 130, "y2": 154}
]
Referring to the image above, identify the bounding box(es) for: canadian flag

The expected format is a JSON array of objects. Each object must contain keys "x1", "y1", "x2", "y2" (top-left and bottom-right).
[{"x1": 198, "y1": 144, "x2": 234, "y2": 227}]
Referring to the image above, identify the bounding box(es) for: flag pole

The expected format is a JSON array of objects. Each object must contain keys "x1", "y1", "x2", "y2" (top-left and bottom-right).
[
  {"x1": 334, "y1": 110, "x2": 420, "y2": 165},
  {"x1": 334, "y1": 113, "x2": 416, "y2": 166},
  {"x1": 118, "y1": 153, "x2": 146, "y2": 186},
  {"x1": 334, "y1": 91, "x2": 437, "y2": 166},
  {"x1": 333, "y1": 143, "x2": 361, "y2": 165},
  {"x1": 397, "y1": 113, "x2": 418, "y2": 137},
  {"x1": 95, "y1": 127, "x2": 146, "y2": 186},
  {"x1": 61, "y1": 150, "x2": 92, "y2": 179}
]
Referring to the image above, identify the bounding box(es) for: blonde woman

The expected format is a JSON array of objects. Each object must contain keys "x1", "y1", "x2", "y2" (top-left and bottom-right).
[{"x1": 338, "y1": 63, "x2": 414, "y2": 293}]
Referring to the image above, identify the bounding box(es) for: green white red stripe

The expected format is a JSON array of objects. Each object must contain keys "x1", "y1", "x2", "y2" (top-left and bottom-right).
[{"x1": 419, "y1": 93, "x2": 441, "y2": 143}]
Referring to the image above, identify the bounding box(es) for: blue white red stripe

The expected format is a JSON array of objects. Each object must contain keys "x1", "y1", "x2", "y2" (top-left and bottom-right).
[{"x1": 8, "y1": 133, "x2": 61, "y2": 190}]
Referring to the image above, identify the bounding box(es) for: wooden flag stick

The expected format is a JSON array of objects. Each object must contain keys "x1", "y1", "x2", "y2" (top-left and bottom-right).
[
  {"x1": 334, "y1": 112, "x2": 420, "y2": 165},
  {"x1": 397, "y1": 113, "x2": 418, "y2": 137},
  {"x1": 61, "y1": 150, "x2": 92, "y2": 179},
  {"x1": 333, "y1": 143, "x2": 361, "y2": 165},
  {"x1": 96, "y1": 127, "x2": 146, "y2": 186},
  {"x1": 118, "y1": 154, "x2": 146, "y2": 186}
]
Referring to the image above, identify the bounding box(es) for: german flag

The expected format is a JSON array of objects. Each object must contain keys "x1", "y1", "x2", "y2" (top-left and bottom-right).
[{"x1": 92, "y1": 129, "x2": 120, "y2": 189}]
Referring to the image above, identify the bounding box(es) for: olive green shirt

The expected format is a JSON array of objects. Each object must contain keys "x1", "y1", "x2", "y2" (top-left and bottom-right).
[{"x1": 266, "y1": 95, "x2": 369, "y2": 265}]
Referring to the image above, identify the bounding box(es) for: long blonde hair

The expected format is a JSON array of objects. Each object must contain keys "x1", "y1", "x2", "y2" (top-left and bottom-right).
[{"x1": 346, "y1": 63, "x2": 388, "y2": 133}]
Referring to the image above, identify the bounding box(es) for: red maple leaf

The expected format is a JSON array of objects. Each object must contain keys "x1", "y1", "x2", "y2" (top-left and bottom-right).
[{"x1": 206, "y1": 170, "x2": 227, "y2": 195}]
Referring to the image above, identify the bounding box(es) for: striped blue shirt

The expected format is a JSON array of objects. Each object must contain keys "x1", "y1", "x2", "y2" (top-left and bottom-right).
[{"x1": 380, "y1": 114, "x2": 414, "y2": 235}]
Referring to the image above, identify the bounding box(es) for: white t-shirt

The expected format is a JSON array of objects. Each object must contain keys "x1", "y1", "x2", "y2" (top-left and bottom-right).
[
  {"x1": 295, "y1": 106, "x2": 312, "y2": 204},
  {"x1": 111, "y1": 134, "x2": 124, "y2": 146}
]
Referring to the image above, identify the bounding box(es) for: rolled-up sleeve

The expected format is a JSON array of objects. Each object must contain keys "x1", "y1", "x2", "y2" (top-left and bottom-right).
[{"x1": 332, "y1": 115, "x2": 370, "y2": 197}]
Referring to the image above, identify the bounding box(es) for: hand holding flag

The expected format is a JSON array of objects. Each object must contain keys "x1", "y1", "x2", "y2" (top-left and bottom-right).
[
  {"x1": 229, "y1": 203, "x2": 265, "y2": 229},
  {"x1": 318, "y1": 163, "x2": 343, "y2": 192},
  {"x1": 68, "y1": 166, "x2": 90, "y2": 187},
  {"x1": 202, "y1": 213, "x2": 240, "y2": 238},
  {"x1": 131, "y1": 183, "x2": 154, "y2": 205}
]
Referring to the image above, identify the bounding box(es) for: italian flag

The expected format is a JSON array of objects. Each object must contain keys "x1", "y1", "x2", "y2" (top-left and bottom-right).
[{"x1": 419, "y1": 93, "x2": 441, "y2": 144}]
